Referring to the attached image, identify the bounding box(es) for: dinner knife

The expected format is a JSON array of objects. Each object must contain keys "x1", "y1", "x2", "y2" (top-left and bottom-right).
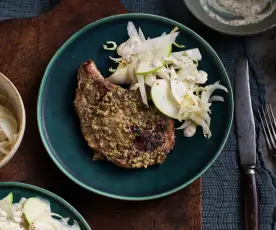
[{"x1": 234, "y1": 57, "x2": 259, "y2": 230}]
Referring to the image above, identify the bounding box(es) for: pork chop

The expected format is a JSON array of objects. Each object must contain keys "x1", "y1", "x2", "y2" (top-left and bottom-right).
[{"x1": 74, "y1": 60, "x2": 175, "y2": 168}]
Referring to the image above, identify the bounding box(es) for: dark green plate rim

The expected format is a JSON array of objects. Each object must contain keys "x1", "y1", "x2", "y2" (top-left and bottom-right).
[
  {"x1": 0, "y1": 182, "x2": 91, "y2": 229},
  {"x1": 37, "y1": 13, "x2": 234, "y2": 201}
]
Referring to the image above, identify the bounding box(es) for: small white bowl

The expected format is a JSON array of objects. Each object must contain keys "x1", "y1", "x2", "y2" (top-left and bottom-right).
[{"x1": 0, "y1": 73, "x2": 26, "y2": 168}]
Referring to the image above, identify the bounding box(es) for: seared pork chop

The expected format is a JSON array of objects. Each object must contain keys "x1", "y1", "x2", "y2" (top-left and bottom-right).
[{"x1": 74, "y1": 60, "x2": 175, "y2": 168}]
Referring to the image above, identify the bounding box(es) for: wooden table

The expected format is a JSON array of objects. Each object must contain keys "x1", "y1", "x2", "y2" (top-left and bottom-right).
[{"x1": 0, "y1": 0, "x2": 202, "y2": 229}]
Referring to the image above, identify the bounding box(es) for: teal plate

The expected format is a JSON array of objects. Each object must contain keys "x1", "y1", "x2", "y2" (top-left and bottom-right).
[
  {"x1": 0, "y1": 182, "x2": 91, "y2": 229},
  {"x1": 37, "y1": 13, "x2": 234, "y2": 200}
]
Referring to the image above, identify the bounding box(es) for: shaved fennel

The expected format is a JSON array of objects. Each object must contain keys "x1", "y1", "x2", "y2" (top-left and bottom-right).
[
  {"x1": 106, "y1": 68, "x2": 131, "y2": 84},
  {"x1": 177, "y1": 121, "x2": 197, "y2": 137},
  {"x1": 201, "y1": 81, "x2": 228, "y2": 104},
  {"x1": 138, "y1": 27, "x2": 146, "y2": 42},
  {"x1": 190, "y1": 113, "x2": 211, "y2": 138},
  {"x1": 131, "y1": 32, "x2": 178, "y2": 55},
  {"x1": 170, "y1": 26, "x2": 179, "y2": 34},
  {"x1": 0, "y1": 130, "x2": 6, "y2": 141},
  {"x1": 137, "y1": 75, "x2": 148, "y2": 106},
  {"x1": 173, "y1": 42, "x2": 185, "y2": 48},
  {"x1": 145, "y1": 74, "x2": 156, "y2": 87},
  {"x1": 103, "y1": 21, "x2": 228, "y2": 138},
  {"x1": 130, "y1": 82, "x2": 140, "y2": 90},
  {"x1": 156, "y1": 67, "x2": 171, "y2": 80},
  {"x1": 170, "y1": 26, "x2": 185, "y2": 48},
  {"x1": 109, "y1": 56, "x2": 122, "y2": 63},
  {"x1": 170, "y1": 67, "x2": 179, "y2": 80},
  {"x1": 172, "y1": 48, "x2": 202, "y2": 61},
  {"x1": 127, "y1": 21, "x2": 139, "y2": 38},
  {"x1": 170, "y1": 80, "x2": 187, "y2": 104},
  {"x1": 209, "y1": 96, "x2": 224, "y2": 102},
  {"x1": 103, "y1": 41, "x2": 117, "y2": 50},
  {"x1": 0, "y1": 103, "x2": 18, "y2": 155}
]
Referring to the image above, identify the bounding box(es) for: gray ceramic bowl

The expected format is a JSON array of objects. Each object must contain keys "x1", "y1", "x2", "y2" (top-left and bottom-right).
[{"x1": 184, "y1": 0, "x2": 276, "y2": 36}]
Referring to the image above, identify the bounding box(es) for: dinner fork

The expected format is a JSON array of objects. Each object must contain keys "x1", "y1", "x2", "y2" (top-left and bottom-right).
[{"x1": 258, "y1": 104, "x2": 276, "y2": 156}]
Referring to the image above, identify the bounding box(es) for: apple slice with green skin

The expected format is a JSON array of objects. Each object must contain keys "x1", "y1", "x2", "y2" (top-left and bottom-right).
[
  {"x1": 177, "y1": 66, "x2": 198, "y2": 80},
  {"x1": 136, "y1": 44, "x2": 172, "y2": 75},
  {"x1": 153, "y1": 44, "x2": 172, "y2": 59},
  {"x1": 23, "y1": 197, "x2": 50, "y2": 224},
  {"x1": 170, "y1": 80, "x2": 187, "y2": 104},
  {"x1": 151, "y1": 79, "x2": 179, "y2": 119},
  {"x1": 136, "y1": 58, "x2": 161, "y2": 76},
  {"x1": 0, "y1": 192, "x2": 13, "y2": 213},
  {"x1": 2, "y1": 192, "x2": 13, "y2": 204},
  {"x1": 177, "y1": 67, "x2": 198, "y2": 90}
]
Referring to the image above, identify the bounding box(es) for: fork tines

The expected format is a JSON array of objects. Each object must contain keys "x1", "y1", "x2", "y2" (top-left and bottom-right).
[{"x1": 258, "y1": 104, "x2": 276, "y2": 152}]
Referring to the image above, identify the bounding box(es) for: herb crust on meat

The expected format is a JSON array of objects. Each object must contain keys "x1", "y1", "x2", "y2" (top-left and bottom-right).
[{"x1": 74, "y1": 60, "x2": 175, "y2": 168}]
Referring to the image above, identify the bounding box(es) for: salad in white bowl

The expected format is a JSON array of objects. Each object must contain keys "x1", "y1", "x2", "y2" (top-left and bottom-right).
[
  {"x1": 0, "y1": 193, "x2": 80, "y2": 230},
  {"x1": 0, "y1": 99, "x2": 19, "y2": 156},
  {"x1": 103, "y1": 22, "x2": 228, "y2": 138}
]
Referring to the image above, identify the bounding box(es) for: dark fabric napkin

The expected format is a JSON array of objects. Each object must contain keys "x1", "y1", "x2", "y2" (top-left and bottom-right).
[{"x1": 1, "y1": 0, "x2": 276, "y2": 229}]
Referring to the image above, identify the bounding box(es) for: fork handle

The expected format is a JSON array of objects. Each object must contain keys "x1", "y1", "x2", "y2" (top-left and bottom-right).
[{"x1": 244, "y1": 166, "x2": 260, "y2": 230}]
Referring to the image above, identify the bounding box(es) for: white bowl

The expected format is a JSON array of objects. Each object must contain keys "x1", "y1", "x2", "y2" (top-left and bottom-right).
[{"x1": 0, "y1": 73, "x2": 26, "y2": 168}]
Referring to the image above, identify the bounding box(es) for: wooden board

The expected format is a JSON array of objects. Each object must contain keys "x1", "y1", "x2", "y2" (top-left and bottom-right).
[{"x1": 0, "y1": 0, "x2": 202, "y2": 229}]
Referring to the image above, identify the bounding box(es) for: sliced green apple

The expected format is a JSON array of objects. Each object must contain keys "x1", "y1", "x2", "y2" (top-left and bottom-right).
[
  {"x1": 178, "y1": 67, "x2": 198, "y2": 80},
  {"x1": 152, "y1": 44, "x2": 172, "y2": 59},
  {"x1": 2, "y1": 192, "x2": 13, "y2": 204},
  {"x1": 145, "y1": 73, "x2": 156, "y2": 87},
  {"x1": 136, "y1": 44, "x2": 172, "y2": 75},
  {"x1": 136, "y1": 59, "x2": 162, "y2": 75},
  {"x1": 177, "y1": 67, "x2": 198, "y2": 91},
  {"x1": 137, "y1": 75, "x2": 148, "y2": 106},
  {"x1": 0, "y1": 192, "x2": 13, "y2": 213},
  {"x1": 170, "y1": 80, "x2": 187, "y2": 104},
  {"x1": 23, "y1": 197, "x2": 50, "y2": 224},
  {"x1": 151, "y1": 79, "x2": 179, "y2": 119},
  {"x1": 156, "y1": 67, "x2": 170, "y2": 80}
]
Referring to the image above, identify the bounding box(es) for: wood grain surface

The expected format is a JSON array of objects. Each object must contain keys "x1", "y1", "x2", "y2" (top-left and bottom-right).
[{"x1": 0, "y1": 0, "x2": 202, "y2": 229}]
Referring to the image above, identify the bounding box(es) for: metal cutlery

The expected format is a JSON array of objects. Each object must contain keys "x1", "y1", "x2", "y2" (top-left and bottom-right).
[
  {"x1": 258, "y1": 104, "x2": 276, "y2": 157},
  {"x1": 234, "y1": 57, "x2": 260, "y2": 230}
]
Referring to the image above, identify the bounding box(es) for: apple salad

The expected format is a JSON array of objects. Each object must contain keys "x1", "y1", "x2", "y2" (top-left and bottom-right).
[
  {"x1": 0, "y1": 193, "x2": 80, "y2": 230},
  {"x1": 103, "y1": 22, "x2": 228, "y2": 138},
  {"x1": 0, "y1": 92, "x2": 19, "y2": 156}
]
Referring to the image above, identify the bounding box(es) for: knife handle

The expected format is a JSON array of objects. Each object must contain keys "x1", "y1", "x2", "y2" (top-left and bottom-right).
[{"x1": 244, "y1": 166, "x2": 259, "y2": 230}]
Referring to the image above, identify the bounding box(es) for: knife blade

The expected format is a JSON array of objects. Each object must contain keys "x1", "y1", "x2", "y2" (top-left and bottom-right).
[
  {"x1": 234, "y1": 57, "x2": 259, "y2": 230},
  {"x1": 235, "y1": 57, "x2": 256, "y2": 166}
]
